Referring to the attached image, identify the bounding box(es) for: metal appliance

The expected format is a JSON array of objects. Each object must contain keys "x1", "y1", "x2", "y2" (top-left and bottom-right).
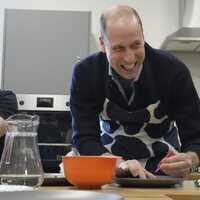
[
  {"x1": 161, "y1": 0, "x2": 200, "y2": 52},
  {"x1": 16, "y1": 94, "x2": 72, "y2": 173}
]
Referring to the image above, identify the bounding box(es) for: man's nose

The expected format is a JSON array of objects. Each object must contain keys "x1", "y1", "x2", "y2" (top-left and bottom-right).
[{"x1": 123, "y1": 49, "x2": 135, "y2": 63}]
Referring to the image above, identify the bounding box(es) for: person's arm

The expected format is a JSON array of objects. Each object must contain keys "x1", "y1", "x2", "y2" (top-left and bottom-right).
[
  {"x1": 159, "y1": 63, "x2": 200, "y2": 177},
  {"x1": 0, "y1": 90, "x2": 18, "y2": 137},
  {"x1": 171, "y1": 70, "x2": 200, "y2": 167},
  {"x1": 0, "y1": 116, "x2": 6, "y2": 137},
  {"x1": 70, "y1": 57, "x2": 109, "y2": 155}
]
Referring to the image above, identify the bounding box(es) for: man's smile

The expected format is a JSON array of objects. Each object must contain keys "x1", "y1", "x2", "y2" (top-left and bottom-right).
[{"x1": 120, "y1": 62, "x2": 138, "y2": 71}]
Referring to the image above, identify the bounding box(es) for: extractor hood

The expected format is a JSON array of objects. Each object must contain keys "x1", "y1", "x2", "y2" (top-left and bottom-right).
[{"x1": 161, "y1": 0, "x2": 200, "y2": 52}]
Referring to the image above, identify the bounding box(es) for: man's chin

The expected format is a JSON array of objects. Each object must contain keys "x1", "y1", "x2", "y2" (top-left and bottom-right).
[{"x1": 121, "y1": 74, "x2": 137, "y2": 81}]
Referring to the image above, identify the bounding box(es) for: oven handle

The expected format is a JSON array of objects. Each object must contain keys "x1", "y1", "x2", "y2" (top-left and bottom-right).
[{"x1": 38, "y1": 143, "x2": 71, "y2": 147}]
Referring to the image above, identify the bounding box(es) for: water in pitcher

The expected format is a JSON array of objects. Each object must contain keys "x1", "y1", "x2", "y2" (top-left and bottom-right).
[
  {"x1": 0, "y1": 174, "x2": 43, "y2": 188},
  {"x1": 0, "y1": 114, "x2": 44, "y2": 189}
]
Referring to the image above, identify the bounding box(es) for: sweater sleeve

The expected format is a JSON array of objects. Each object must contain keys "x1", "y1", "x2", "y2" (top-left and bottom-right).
[
  {"x1": 0, "y1": 90, "x2": 18, "y2": 119},
  {"x1": 70, "y1": 60, "x2": 109, "y2": 155},
  {"x1": 167, "y1": 66, "x2": 200, "y2": 157},
  {"x1": 0, "y1": 90, "x2": 18, "y2": 155}
]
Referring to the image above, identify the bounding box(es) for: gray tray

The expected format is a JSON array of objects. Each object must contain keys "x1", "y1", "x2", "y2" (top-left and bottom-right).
[
  {"x1": 1, "y1": 190, "x2": 123, "y2": 200},
  {"x1": 113, "y1": 175, "x2": 184, "y2": 188},
  {"x1": 43, "y1": 173, "x2": 71, "y2": 186}
]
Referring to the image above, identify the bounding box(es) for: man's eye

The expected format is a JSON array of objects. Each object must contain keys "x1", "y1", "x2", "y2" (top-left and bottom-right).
[
  {"x1": 113, "y1": 46, "x2": 123, "y2": 51},
  {"x1": 131, "y1": 42, "x2": 142, "y2": 49}
]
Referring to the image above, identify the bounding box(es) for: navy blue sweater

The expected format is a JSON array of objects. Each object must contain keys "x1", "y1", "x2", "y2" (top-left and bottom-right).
[{"x1": 70, "y1": 43, "x2": 200, "y2": 173}]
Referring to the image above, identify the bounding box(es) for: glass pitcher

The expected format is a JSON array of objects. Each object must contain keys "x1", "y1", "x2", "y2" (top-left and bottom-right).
[{"x1": 0, "y1": 114, "x2": 44, "y2": 189}]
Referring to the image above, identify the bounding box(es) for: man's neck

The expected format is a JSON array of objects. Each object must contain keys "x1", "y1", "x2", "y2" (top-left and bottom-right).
[{"x1": 112, "y1": 70, "x2": 133, "y2": 88}]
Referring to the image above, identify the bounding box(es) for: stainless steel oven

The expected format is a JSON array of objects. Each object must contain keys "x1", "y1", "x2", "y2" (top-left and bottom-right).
[{"x1": 16, "y1": 94, "x2": 72, "y2": 173}]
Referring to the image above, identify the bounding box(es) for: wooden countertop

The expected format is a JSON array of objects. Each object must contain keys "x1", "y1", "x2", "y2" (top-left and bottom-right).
[
  {"x1": 40, "y1": 180, "x2": 200, "y2": 200},
  {"x1": 186, "y1": 172, "x2": 200, "y2": 180}
]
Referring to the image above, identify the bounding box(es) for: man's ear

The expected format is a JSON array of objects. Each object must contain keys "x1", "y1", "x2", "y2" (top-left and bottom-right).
[{"x1": 99, "y1": 37, "x2": 106, "y2": 53}]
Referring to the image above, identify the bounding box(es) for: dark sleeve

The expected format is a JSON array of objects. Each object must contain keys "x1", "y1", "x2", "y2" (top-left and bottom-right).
[
  {"x1": 0, "y1": 90, "x2": 18, "y2": 119},
  {"x1": 168, "y1": 67, "x2": 200, "y2": 157},
  {"x1": 70, "y1": 61, "x2": 108, "y2": 156},
  {"x1": 0, "y1": 90, "x2": 18, "y2": 155}
]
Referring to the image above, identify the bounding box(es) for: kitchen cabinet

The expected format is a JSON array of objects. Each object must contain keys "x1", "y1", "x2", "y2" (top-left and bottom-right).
[{"x1": 1, "y1": 9, "x2": 91, "y2": 95}]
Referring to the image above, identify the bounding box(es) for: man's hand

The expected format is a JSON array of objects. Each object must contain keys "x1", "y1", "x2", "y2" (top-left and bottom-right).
[
  {"x1": 159, "y1": 152, "x2": 199, "y2": 177},
  {"x1": 0, "y1": 117, "x2": 6, "y2": 137},
  {"x1": 101, "y1": 152, "x2": 155, "y2": 179},
  {"x1": 116, "y1": 159, "x2": 155, "y2": 179}
]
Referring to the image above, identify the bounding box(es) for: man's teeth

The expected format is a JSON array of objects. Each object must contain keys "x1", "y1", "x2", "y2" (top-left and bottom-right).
[{"x1": 124, "y1": 64, "x2": 134, "y2": 70}]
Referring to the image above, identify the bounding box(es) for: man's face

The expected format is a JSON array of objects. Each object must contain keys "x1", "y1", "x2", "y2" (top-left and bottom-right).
[{"x1": 100, "y1": 15, "x2": 145, "y2": 81}]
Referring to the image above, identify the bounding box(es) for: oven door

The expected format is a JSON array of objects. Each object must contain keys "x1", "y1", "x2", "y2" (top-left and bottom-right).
[
  {"x1": 19, "y1": 110, "x2": 72, "y2": 173},
  {"x1": 16, "y1": 94, "x2": 72, "y2": 173}
]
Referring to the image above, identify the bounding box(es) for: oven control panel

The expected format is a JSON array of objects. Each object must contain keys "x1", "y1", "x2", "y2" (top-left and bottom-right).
[{"x1": 16, "y1": 94, "x2": 70, "y2": 111}]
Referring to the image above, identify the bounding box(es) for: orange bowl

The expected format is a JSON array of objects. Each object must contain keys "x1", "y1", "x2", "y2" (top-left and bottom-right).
[{"x1": 62, "y1": 156, "x2": 118, "y2": 189}]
